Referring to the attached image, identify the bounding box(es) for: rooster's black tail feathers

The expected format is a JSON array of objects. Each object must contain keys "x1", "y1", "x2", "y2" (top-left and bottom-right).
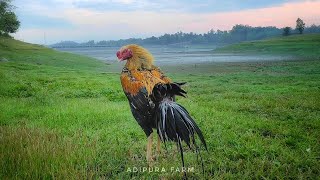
[{"x1": 152, "y1": 82, "x2": 207, "y2": 172}]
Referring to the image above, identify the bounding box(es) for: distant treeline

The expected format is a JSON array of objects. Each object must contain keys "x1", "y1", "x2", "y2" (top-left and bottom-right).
[{"x1": 51, "y1": 24, "x2": 320, "y2": 47}]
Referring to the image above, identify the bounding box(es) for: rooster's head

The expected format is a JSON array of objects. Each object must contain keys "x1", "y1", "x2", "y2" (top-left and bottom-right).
[{"x1": 116, "y1": 44, "x2": 154, "y2": 70}]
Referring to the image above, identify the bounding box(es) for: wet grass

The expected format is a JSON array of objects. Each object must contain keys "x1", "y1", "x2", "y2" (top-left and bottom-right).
[
  {"x1": 0, "y1": 126, "x2": 98, "y2": 179},
  {"x1": 214, "y1": 33, "x2": 320, "y2": 58},
  {"x1": 0, "y1": 37, "x2": 320, "y2": 179}
]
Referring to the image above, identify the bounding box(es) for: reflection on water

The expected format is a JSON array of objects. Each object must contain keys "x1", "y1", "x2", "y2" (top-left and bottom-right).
[{"x1": 54, "y1": 46, "x2": 295, "y2": 64}]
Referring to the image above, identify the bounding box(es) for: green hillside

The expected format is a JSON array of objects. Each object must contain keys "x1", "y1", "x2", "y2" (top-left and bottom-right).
[
  {"x1": 214, "y1": 34, "x2": 320, "y2": 57},
  {"x1": 0, "y1": 37, "x2": 109, "y2": 70},
  {"x1": 1, "y1": 37, "x2": 320, "y2": 179}
]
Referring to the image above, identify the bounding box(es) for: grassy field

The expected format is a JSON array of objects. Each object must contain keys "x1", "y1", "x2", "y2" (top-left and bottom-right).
[
  {"x1": 214, "y1": 34, "x2": 320, "y2": 57},
  {"x1": 1, "y1": 36, "x2": 320, "y2": 179}
]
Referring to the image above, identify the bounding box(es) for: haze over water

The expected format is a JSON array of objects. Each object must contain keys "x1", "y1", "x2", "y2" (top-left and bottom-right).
[{"x1": 54, "y1": 46, "x2": 295, "y2": 64}]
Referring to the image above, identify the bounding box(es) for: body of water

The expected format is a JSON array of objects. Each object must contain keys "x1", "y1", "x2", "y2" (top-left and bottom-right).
[{"x1": 54, "y1": 45, "x2": 294, "y2": 64}]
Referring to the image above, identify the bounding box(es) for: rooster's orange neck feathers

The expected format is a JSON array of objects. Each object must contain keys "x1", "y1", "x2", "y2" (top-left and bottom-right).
[{"x1": 123, "y1": 44, "x2": 154, "y2": 70}]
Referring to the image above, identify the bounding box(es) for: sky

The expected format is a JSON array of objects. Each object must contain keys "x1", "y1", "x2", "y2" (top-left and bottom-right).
[{"x1": 12, "y1": 0, "x2": 320, "y2": 44}]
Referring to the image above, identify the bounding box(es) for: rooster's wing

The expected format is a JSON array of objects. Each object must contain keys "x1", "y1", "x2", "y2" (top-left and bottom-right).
[{"x1": 120, "y1": 67, "x2": 171, "y2": 136}]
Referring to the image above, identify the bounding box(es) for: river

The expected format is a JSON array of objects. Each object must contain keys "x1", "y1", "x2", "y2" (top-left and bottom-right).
[{"x1": 54, "y1": 45, "x2": 294, "y2": 64}]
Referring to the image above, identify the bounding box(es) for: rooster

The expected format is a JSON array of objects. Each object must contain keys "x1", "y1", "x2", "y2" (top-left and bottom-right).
[{"x1": 116, "y1": 44, "x2": 207, "y2": 169}]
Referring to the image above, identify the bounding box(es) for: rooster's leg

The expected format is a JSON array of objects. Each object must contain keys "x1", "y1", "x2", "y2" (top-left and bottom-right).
[
  {"x1": 156, "y1": 135, "x2": 161, "y2": 155},
  {"x1": 146, "y1": 133, "x2": 153, "y2": 164}
]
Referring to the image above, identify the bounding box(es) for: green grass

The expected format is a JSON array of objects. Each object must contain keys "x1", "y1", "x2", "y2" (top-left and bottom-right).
[
  {"x1": 214, "y1": 34, "x2": 320, "y2": 57},
  {"x1": 0, "y1": 37, "x2": 320, "y2": 179}
]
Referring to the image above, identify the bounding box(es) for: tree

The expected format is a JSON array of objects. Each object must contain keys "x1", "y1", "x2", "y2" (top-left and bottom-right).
[
  {"x1": 296, "y1": 18, "x2": 305, "y2": 34},
  {"x1": 230, "y1": 24, "x2": 250, "y2": 42},
  {"x1": 0, "y1": 0, "x2": 20, "y2": 37},
  {"x1": 283, "y1": 27, "x2": 291, "y2": 36},
  {"x1": 305, "y1": 24, "x2": 320, "y2": 33}
]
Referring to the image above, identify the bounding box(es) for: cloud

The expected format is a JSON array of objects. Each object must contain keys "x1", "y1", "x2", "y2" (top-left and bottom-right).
[
  {"x1": 13, "y1": 0, "x2": 320, "y2": 44},
  {"x1": 45, "y1": 1, "x2": 320, "y2": 30}
]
